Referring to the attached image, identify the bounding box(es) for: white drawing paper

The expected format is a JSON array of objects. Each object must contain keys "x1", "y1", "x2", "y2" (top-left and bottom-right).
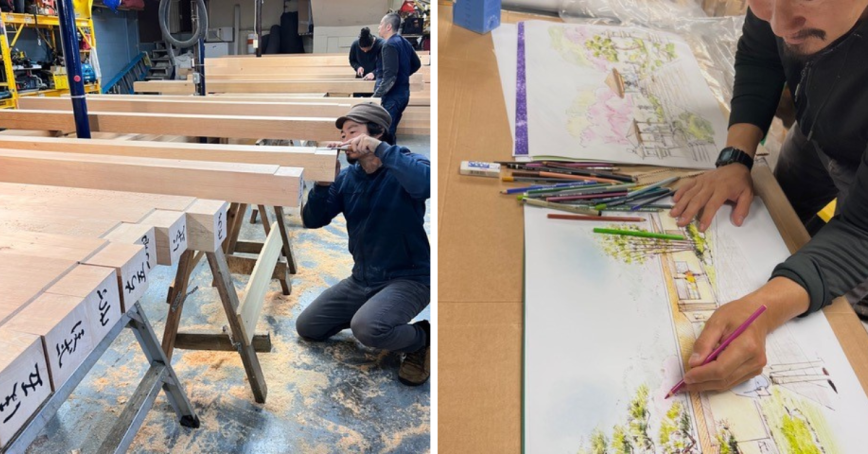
[{"x1": 523, "y1": 199, "x2": 868, "y2": 453}]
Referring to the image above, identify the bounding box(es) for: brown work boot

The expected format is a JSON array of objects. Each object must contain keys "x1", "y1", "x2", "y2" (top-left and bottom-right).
[{"x1": 399, "y1": 320, "x2": 430, "y2": 386}]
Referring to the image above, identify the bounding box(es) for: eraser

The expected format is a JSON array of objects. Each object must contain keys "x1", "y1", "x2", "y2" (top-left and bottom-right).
[{"x1": 460, "y1": 161, "x2": 501, "y2": 178}]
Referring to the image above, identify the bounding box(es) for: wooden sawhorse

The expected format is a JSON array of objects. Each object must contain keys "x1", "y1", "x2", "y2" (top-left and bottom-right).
[
  {"x1": 160, "y1": 204, "x2": 294, "y2": 404},
  {"x1": 3, "y1": 302, "x2": 199, "y2": 454}
]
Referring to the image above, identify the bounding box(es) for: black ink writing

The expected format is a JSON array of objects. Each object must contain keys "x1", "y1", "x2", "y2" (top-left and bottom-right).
[
  {"x1": 124, "y1": 261, "x2": 147, "y2": 295},
  {"x1": 0, "y1": 383, "x2": 19, "y2": 424},
  {"x1": 172, "y1": 225, "x2": 187, "y2": 252},
  {"x1": 217, "y1": 212, "x2": 224, "y2": 240},
  {"x1": 140, "y1": 234, "x2": 151, "y2": 270},
  {"x1": 20, "y1": 363, "x2": 43, "y2": 397},
  {"x1": 97, "y1": 288, "x2": 112, "y2": 327},
  {"x1": 0, "y1": 363, "x2": 46, "y2": 425},
  {"x1": 55, "y1": 321, "x2": 85, "y2": 369}
]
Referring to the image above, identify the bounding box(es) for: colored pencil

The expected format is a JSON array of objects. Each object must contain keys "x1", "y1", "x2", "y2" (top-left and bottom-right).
[
  {"x1": 522, "y1": 197, "x2": 599, "y2": 216},
  {"x1": 605, "y1": 205, "x2": 672, "y2": 212},
  {"x1": 501, "y1": 181, "x2": 597, "y2": 194},
  {"x1": 511, "y1": 170, "x2": 623, "y2": 184},
  {"x1": 630, "y1": 191, "x2": 674, "y2": 211},
  {"x1": 541, "y1": 162, "x2": 635, "y2": 183},
  {"x1": 525, "y1": 182, "x2": 636, "y2": 197},
  {"x1": 548, "y1": 214, "x2": 644, "y2": 222},
  {"x1": 665, "y1": 305, "x2": 768, "y2": 398},
  {"x1": 592, "y1": 227, "x2": 686, "y2": 241},
  {"x1": 546, "y1": 192, "x2": 628, "y2": 202},
  {"x1": 594, "y1": 187, "x2": 671, "y2": 210},
  {"x1": 630, "y1": 176, "x2": 680, "y2": 198}
]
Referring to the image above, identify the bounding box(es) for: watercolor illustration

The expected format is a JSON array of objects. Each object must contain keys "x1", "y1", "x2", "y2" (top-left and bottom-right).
[
  {"x1": 523, "y1": 201, "x2": 868, "y2": 453},
  {"x1": 522, "y1": 22, "x2": 726, "y2": 168}
]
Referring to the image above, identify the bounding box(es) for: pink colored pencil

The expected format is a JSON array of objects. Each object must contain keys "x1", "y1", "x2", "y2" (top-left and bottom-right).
[{"x1": 665, "y1": 305, "x2": 768, "y2": 398}]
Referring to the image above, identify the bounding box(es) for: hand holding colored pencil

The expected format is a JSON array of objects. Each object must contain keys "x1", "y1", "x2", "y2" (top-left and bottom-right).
[{"x1": 665, "y1": 305, "x2": 768, "y2": 398}]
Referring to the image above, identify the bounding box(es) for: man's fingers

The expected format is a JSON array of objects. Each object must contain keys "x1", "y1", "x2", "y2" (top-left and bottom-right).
[
  {"x1": 731, "y1": 189, "x2": 753, "y2": 226},
  {"x1": 671, "y1": 179, "x2": 697, "y2": 211},
  {"x1": 677, "y1": 188, "x2": 712, "y2": 227},
  {"x1": 671, "y1": 182, "x2": 701, "y2": 218},
  {"x1": 688, "y1": 318, "x2": 727, "y2": 367},
  {"x1": 684, "y1": 345, "x2": 748, "y2": 385},
  {"x1": 698, "y1": 194, "x2": 727, "y2": 232}
]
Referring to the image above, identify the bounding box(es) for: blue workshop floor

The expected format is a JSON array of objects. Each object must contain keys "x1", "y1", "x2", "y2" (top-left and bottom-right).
[{"x1": 26, "y1": 136, "x2": 431, "y2": 454}]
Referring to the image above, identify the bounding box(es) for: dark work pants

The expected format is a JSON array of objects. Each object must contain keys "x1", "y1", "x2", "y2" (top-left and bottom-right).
[
  {"x1": 381, "y1": 85, "x2": 411, "y2": 141},
  {"x1": 774, "y1": 124, "x2": 868, "y2": 303},
  {"x1": 296, "y1": 276, "x2": 430, "y2": 353}
]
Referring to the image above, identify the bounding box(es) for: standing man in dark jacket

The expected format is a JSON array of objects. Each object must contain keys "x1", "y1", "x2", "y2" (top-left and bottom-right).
[
  {"x1": 668, "y1": 1, "x2": 868, "y2": 394},
  {"x1": 348, "y1": 27, "x2": 382, "y2": 81},
  {"x1": 296, "y1": 103, "x2": 431, "y2": 386},
  {"x1": 373, "y1": 12, "x2": 422, "y2": 141}
]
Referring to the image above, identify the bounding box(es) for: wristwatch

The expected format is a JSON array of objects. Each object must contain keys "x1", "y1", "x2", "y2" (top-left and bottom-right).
[{"x1": 715, "y1": 147, "x2": 754, "y2": 171}]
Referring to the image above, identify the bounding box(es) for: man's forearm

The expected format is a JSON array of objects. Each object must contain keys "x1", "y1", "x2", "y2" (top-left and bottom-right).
[
  {"x1": 750, "y1": 277, "x2": 811, "y2": 328},
  {"x1": 725, "y1": 123, "x2": 766, "y2": 158}
]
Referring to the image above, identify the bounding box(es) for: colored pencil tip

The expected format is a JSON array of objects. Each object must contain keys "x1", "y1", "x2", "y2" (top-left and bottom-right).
[{"x1": 664, "y1": 391, "x2": 672, "y2": 399}]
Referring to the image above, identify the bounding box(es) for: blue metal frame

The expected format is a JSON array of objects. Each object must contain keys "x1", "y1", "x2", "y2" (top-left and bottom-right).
[
  {"x1": 101, "y1": 52, "x2": 149, "y2": 94},
  {"x1": 56, "y1": 0, "x2": 91, "y2": 138}
]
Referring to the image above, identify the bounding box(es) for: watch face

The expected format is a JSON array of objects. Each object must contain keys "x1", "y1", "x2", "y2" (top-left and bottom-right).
[{"x1": 721, "y1": 149, "x2": 734, "y2": 161}]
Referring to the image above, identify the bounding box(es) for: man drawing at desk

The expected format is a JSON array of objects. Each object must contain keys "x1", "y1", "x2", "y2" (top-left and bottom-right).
[
  {"x1": 670, "y1": 0, "x2": 868, "y2": 393},
  {"x1": 296, "y1": 103, "x2": 431, "y2": 386}
]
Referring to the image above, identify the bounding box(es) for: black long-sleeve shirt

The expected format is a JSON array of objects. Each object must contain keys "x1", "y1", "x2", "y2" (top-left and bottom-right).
[
  {"x1": 731, "y1": 9, "x2": 868, "y2": 313},
  {"x1": 348, "y1": 38, "x2": 382, "y2": 78}
]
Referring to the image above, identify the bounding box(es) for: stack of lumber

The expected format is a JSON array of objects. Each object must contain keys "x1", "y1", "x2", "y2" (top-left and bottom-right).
[
  {"x1": 130, "y1": 52, "x2": 431, "y2": 136},
  {"x1": 15, "y1": 94, "x2": 428, "y2": 138},
  {"x1": 0, "y1": 182, "x2": 231, "y2": 448}
]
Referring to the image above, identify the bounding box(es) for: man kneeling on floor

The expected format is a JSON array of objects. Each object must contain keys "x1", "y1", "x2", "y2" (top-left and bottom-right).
[{"x1": 296, "y1": 103, "x2": 431, "y2": 386}]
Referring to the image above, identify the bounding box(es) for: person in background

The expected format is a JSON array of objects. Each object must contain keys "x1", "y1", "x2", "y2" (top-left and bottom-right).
[
  {"x1": 296, "y1": 103, "x2": 431, "y2": 387},
  {"x1": 373, "y1": 12, "x2": 421, "y2": 141},
  {"x1": 349, "y1": 27, "x2": 382, "y2": 82}
]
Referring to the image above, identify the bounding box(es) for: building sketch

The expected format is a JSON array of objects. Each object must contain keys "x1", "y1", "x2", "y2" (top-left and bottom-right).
[{"x1": 586, "y1": 215, "x2": 841, "y2": 453}]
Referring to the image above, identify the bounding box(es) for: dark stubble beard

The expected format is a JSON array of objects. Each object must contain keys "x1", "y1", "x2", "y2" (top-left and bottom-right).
[{"x1": 781, "y1": 28, "x2": 827, "y2": 62}]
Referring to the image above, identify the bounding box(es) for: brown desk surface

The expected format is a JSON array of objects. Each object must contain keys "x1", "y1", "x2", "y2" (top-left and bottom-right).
[{"x1": 438, "y1": 3, "x2": 868, "y2": 452}]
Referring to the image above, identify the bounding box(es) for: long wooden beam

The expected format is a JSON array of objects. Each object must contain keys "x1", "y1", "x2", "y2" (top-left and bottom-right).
[
  {"x1": 208, "y1": 52, "x2": 430, "y2": 67},
  {"x1": 82, "y1": 93, "x2": 377, "y2": 105},
  {"x1": 204, "y1": 80, "x2": 380, "y2": 94},
  {"x1": 0, "y1": 149, "x2": 304, "y2": 206},
  {"x1": 0, "y1": 109, "x2": 337, "y2": 141},
  {"x1": 133, "y1": 80, "x2": 195, "y2": 95},
  {"x1": 19, "y1": 96, "x2": 355, "y2": 119},
  {"x1": 0, "y1": 136, "x2": 339, "y2": 182}
]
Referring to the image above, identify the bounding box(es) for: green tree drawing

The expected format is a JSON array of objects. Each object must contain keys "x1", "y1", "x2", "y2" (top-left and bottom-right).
[
  {"x1": 599, "y1": 224, "x2": 696, "y2": 265},
  {"x1": 675, "y1": 112, "x2": 715, "y2": 143},
  {"x1": 576, "y1": 385, "x2": 698, "y2": 453},
  {"x1": 610, "y1": 425, "x2": 634, "y2": 454},
  {"x1": 628, "y1": 385, "x2": 655, "y2": 451},
  {"x1": 781, "y1": 413, "x2": 822, "y2": 454},
  {"x1": 659, "y1": 401, "x2": 697, "y2": 453},
  {"x1": 591, "y1": 429, "x2": 609, "y2": 454},
  {"x1": 717, "y1": 424, "x2": 740, "y2": 454},
  {"x1": 585, "y1": 35, "x2": 618, "y2": 62}
]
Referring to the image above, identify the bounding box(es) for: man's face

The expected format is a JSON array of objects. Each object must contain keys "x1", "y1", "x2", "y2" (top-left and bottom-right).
[
  {"x1": 749, "y1": 0, "x2": 868, "y2": 56},
  {"x1": 341, "y1": 119, "x2": 370, "y2": 161},
  {"x1": 378, "y1": 18, "x2": 388, "y2": 37}
]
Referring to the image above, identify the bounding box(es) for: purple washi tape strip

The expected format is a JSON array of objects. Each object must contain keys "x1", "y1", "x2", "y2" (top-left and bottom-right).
[{"x1": 515, "y1": 21, "x2": 529, "y2": 156}]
